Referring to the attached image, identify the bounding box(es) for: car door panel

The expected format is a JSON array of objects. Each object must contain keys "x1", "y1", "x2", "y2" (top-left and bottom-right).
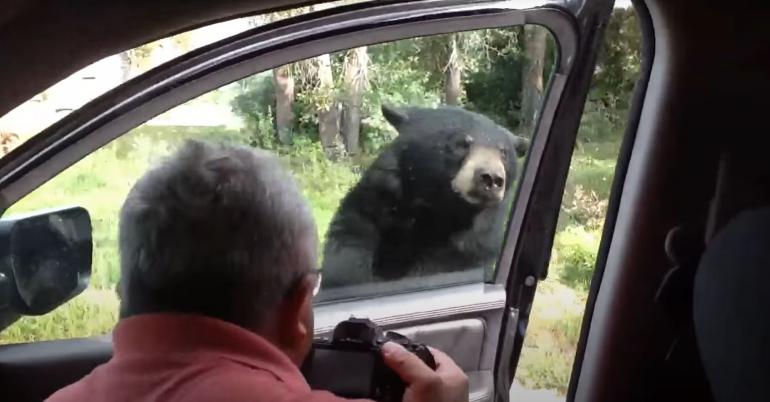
[
  {"x1": 0, "y1": 315, "x2": 492, "y2": 402},
  {"x1": 393, "y1": 318, "x2": 486, "y2": 372},
  {"x1": 314, "y1": 283, "x2": 506, "y2": 402},
  {"x1": 0, "y1": 337, "x2": 112, "y2": 402},
  {"x1": 391, "y1": 319, "x2": 493, "y2": 402}
]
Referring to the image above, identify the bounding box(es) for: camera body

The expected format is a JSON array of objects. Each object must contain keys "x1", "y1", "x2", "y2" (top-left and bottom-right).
[{"x1": 301, "y1": 318, "x2": 436, "y2": 402}]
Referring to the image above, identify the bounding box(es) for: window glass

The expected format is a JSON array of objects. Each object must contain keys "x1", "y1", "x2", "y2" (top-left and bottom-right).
[{"x1": 0, "y1": 24, "x2": 558, "y2": 344}]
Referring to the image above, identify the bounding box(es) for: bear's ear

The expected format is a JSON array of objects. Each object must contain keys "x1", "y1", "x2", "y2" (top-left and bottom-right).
[
  {"x1": 513, "y1": 135, "x2": 530, "y2": 158},
  {"x1": 381, "y1": 104, "x2": 409, "y2": 128}
]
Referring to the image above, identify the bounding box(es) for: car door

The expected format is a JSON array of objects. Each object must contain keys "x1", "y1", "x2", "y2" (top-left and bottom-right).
[{"x1": 0, "y1": 1, "x2": 613, "y2": 402}]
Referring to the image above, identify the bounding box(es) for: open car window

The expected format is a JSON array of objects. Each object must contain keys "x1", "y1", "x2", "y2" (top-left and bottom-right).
[{"x1": 2, "y1": 23, "x2": 558, "y2": 327}]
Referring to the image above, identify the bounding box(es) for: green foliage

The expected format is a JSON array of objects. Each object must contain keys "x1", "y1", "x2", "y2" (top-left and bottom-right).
[
  {"x1": 230, "y1": 73, "x2": 279, "y2": 148},
  {"x1": 550, "y1": 226, "x2": 601, "y2": 292},
  {"x1": 464, "y1": 27, "x2": 559, "y2": 134},
  {"x1": 591, "y1": 7, "x2": 642, "y2": 112},
  {"x1": 275, "y1": 136, "x2": 361, "y2": 245},
  {"x1": 576, "y1": 100, "x2": 627, "y2": 144},
  {"x1": 231, "y1": 73, "x2": 275, "y2": 119},
  {"x1": 361, "y1": 39, "x2": 441, "y2": 152},
  {"x1": 465, "y1": 50, "x2": 525, "y2": 131},
  {"x1": 241, "y1": 108, "x2": 280, "y2": 150}
]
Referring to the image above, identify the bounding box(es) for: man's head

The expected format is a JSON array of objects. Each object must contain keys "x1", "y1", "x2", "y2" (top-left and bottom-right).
[{"x1": 118, "y1": 139, "x2": 319, "y2": 363}]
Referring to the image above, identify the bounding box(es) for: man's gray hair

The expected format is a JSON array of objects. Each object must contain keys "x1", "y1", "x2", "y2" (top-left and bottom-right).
[{"x1": 118, "y1": 139, "x2": 316, "y2": 328}]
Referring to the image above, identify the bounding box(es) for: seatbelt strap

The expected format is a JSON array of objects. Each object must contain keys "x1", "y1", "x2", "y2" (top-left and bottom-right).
[{"x1": 651, "y1": 224, "x2": 713, "y2": 402}]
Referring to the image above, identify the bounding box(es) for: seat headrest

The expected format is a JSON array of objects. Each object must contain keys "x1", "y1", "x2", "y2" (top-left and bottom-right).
[{"x1": 694, "y1": 207, "x2": 770, "y2": 402}]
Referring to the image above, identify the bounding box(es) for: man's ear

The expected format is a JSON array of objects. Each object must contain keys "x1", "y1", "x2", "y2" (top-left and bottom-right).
[
  {"x1": 279, "y1": 279, "x2": 312, "y2": 336},
  {"x1": 271, "y1": 277, "x2": 314, "y2": 364}
]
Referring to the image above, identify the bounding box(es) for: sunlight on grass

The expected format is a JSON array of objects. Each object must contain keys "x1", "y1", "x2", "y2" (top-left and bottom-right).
[
  {"x1": 517, "y1": 278, "x2": 587, "y2": 394},
  {"x1": 0, "y1": 289, "x2": 119, "y2": 344}
]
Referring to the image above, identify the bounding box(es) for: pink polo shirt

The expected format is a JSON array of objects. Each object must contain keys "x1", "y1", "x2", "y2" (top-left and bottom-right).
[{"x1": 46, "y1": 313, "x2": 370, "y2": 402}]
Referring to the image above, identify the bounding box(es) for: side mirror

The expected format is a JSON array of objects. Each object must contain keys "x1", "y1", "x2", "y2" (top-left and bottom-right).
[{"x1": 0, "y1": 206, "x2": 92, "y2": 318}]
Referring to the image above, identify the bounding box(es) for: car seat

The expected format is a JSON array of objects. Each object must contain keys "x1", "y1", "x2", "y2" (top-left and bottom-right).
[{"x1": 693, "y1": 207, "x2": 770, "y2": 402}]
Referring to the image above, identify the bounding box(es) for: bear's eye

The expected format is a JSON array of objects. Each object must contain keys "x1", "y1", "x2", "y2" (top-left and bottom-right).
[
  {"x1": 463, "y1": 135, "x2": 474, "y2": 147},
  {"x1": 449, "y1": 136, "x2": 473, "y2": 157},
  {"x1": 455, "y1": 135, "x2": 473, "y2": 151},
  {"x1": 498, "y1": 143, "x2": 508, "y2": 158}
]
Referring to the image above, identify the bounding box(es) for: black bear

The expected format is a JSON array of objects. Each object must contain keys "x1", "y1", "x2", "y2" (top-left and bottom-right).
[{"x1": 320, "y1": 104, "x2": 528, "y2": 290}]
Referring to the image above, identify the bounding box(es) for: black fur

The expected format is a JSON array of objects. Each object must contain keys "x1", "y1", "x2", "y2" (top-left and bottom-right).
[{"x1": 321, "y1": 105, "x2": 526, "y2": 289}]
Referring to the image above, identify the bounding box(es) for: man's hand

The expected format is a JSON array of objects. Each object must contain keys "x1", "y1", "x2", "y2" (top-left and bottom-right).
[{"x1": 381, "y1": 342, "x2": 469, "y2": 402}]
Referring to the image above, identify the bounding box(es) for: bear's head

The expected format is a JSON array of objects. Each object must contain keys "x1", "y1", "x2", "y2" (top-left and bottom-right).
[{"x1": 381, "y1": 104, "x2": 528, "y2": 211}]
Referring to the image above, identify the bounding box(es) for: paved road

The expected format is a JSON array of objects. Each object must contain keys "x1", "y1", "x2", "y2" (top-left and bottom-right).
[{"x1": 509, "y1": 381, "x2": 564, "y2": 402}]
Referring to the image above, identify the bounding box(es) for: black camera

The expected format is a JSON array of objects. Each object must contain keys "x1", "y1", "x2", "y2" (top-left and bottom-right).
[{"x1": 301, "y1": 318, "x2": 437, "y2": 402}]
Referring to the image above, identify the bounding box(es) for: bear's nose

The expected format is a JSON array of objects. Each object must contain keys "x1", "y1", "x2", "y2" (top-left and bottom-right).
[{"x1": 479, "y1": 171, "x2": 505, "y2": 190}]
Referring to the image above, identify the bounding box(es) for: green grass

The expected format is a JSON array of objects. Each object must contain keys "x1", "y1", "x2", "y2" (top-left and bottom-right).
[
  {"x1": 0, "y1": 125, "x2": 361, "y2": 345},
  {"x1": 2, "y1": 126, "x2": 359, "y2": 295},
  {"x1": 517, "y1": 278, "x2": 587, "y2": 394},
  {"x1": 0, "y1": 289, "x2": 119, "y2": 344},
  {"x1": 514, "y1": 126, "x2": 621, "y2": 393},
  {"x1": 550, "y1": 226, "x2": 602, "y2": 292},
  {"x1": 0, "y1": 124, "x2": 622, "y2": 397}
]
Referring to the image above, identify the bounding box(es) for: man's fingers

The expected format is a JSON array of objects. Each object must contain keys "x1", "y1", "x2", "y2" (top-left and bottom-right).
[
  {"x1": 427, "y1": 346, "x2": 469, "y2": 387},
  {"x1": 427, "y1": 347, "x2": 461, "y2": 373},
  {"x1": 427, "y1": 346, "x2": 452, "y2": 365},
  {"x1": 382, "y1": 342, "x2": 438, "y2": 385}
]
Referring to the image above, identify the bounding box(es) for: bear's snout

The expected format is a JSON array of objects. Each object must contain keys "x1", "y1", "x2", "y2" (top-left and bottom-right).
[
  {"x1": 451, "y1": 145, "x2": 507, "y2": 206},
  {"x1": 476, "y1": 168, "x2": 505, "y2": 192},
  {"x1": 472, "y1": 163, "x2": 505, "y2": 204}
]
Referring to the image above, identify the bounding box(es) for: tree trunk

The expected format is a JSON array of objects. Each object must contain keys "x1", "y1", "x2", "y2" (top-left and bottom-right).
[
  {"x1": 443, "y1": 35, "x2": 462, "y2": 106},
  {"x1": 520, "y1": 26, "x2": 548, "y2": 134},
  {"x1": 316, "y1": 53, "x2": 343, "y2": 159},
  {"x1": 341, "y1": 46, "x2": 368, "y2": 156},
  {"x1": 272, "y1": 64, "x2": 295, "y2": 145}
]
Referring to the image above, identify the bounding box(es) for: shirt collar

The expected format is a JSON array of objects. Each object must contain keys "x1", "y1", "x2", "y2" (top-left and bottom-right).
[{"x1": 112, "y1": 313, "x2": 310, "y2": 390}]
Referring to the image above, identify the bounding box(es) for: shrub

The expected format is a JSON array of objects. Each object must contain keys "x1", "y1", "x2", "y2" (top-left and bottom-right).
[
  {"x1": 277, "y1": 136, "x2": 360, "y2": 250},
  {"x1": 241, "y1": 108, "x2": 280, "y2": 150},
  {"x1": 230, "y1": 73, "x2": 275, "y2": 125},
  {"x1": 551, "y1": 226, "x2": 601, "y2": 292},
  {"x1": 561, "y1": 184, "x2": 608, "y2": 230}
]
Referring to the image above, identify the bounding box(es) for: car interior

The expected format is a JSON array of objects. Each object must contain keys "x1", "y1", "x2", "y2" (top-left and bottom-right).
[{"x1": 0, "y1": 0, "x2": 768, "y2": 402}]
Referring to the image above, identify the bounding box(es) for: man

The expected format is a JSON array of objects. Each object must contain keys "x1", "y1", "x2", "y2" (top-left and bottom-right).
[{"x1": 47, "y1": 140, "x2": 468, "y2": 402}]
